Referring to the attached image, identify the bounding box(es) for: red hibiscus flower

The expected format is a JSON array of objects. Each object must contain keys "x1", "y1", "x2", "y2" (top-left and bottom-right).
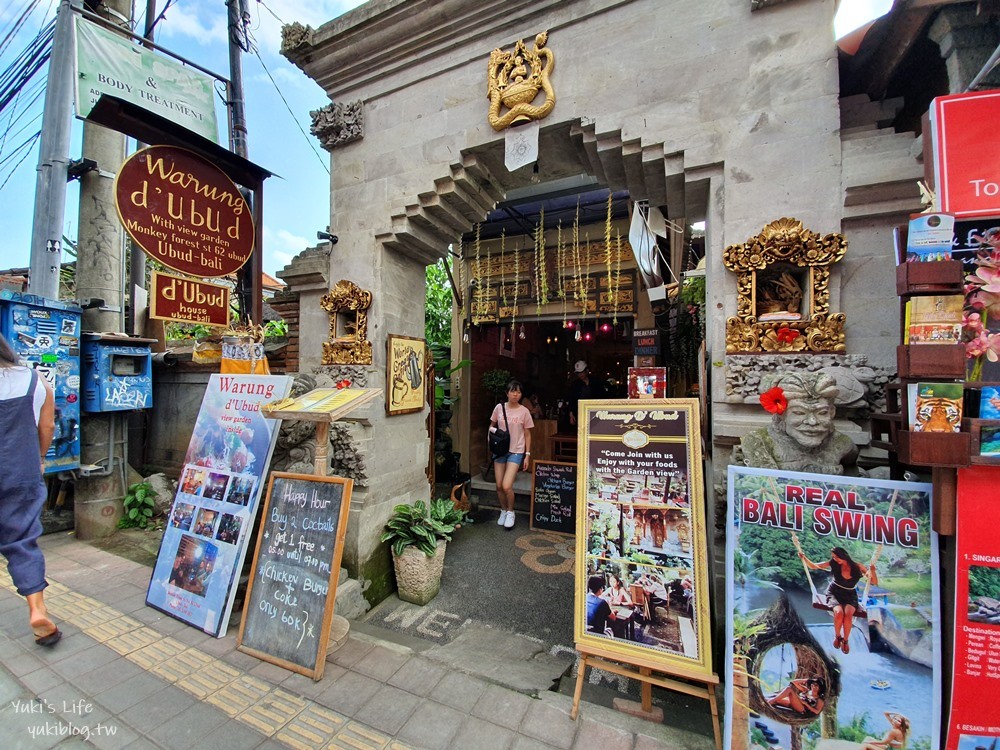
[
  {"x1": 760, "y1": 387, "x2": 788, "y2": 415},
  {"x1": 776, "y1": 327, "x2": 800, "y2": 344},
  {"x1": 336, "y1": 379, "x2": 352, "y2": 389}
]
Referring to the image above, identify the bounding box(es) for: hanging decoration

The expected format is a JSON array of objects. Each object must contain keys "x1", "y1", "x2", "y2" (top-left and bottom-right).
[
  {"x1": 604, "y1": 193, "x2": 614, "y2": 306},
  {"x1": 538, "y1": 207, "x2": 548, "y2": 306},
  {"x1": 511, "y1": 240, "x2": 520, "y2": 332},
  {"x1": 557, "y1": 220, "x2": 568, "y2": 329},
  {"x1": 613, "y1": 230, "x2": 623, "y2": 325},
  {"x1": 499, "y1": 229, "x2": 508, "y2": 313},
  {"x1": 472, "y1": 223, "x2": 484, "y2": 323}
]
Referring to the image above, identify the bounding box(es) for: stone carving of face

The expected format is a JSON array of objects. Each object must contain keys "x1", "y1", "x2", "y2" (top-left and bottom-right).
[{"x1": 782, "y1": 397, "x2": 835, "y2": 448}]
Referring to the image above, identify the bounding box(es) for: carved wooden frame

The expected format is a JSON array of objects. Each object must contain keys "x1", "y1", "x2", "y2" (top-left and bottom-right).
[
  {"x1": 723, "y1": 217, "x2": 847, "y2": 354},
  {"x1": 320, "y1": 279, "x2": 373, "y2": 365}
]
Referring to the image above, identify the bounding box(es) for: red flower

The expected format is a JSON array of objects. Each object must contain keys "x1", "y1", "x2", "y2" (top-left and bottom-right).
[
  {"x1": 776, "y1": 327, "x2": 800, "y2": 344},
  {"x1": 336, "y1": 379, "x2": 352, "y2": 389},
  {"x1": 760, "y1": 387, "x2": 788, "y2": 415}
]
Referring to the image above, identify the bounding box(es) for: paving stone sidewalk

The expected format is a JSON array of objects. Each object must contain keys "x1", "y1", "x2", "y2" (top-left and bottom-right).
[{"x1": 0, "y1": 533, "x2": 715, "y2": 749}]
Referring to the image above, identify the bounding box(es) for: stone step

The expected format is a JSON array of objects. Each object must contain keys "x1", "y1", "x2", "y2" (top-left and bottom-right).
[
  {"x1": 334, "y1": 575, "x2": 370, "y2": 620},
  {"x1": 842, "y1": 131, "x2": 919, "y2": 158},
  {"x1": 840, "y1": 94, "x2": 904, "y2": 130},
  {"x1": 840, "y1": 125, "x2": 895, "y2": 140},
  {"x1": 843, "y1": 157, "x2": 924, "y2": 191}
]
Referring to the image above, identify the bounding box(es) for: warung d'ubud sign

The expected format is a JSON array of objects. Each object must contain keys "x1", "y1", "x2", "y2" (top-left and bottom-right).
[
  {"x1": 150, "y1": 270, "x2": 230, "y2": 327},
  {"x1": 114, "y1": 145, "x2": 254, "y2": 277}
]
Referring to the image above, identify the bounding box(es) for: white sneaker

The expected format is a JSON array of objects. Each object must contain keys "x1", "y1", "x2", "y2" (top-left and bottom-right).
[
  {"x1": 497, "y1": 510, "x2": 508, "y2": 525},
  {"x1": 504, "y1": 511, "x2": 515, "y2": 529}
]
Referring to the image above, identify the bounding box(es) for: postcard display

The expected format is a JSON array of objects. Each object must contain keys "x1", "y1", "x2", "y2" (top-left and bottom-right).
[
  {"x1": 725, "y1": 466, "x2": 941, "y2": 750},
  {"x1": 572, "y1": 399, "x2": 718, "y2": 738},
  {"x1": 146, "y1": 374, "x2": 292, "y2": 636}
]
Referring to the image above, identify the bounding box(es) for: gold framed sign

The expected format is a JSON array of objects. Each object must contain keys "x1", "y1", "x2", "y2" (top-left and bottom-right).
[
  {"x1": 386, "y1": 334, "x2": 426, "y2": 416},
  {"x1": 574, "y1": 399, "x2": 712, "y2": 679}
]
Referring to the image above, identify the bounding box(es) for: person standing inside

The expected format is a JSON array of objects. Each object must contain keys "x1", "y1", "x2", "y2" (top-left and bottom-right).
[
  {"x1": 568, "y1": 361, "x2": 607, "y2": 427},
  {"x1": 489, "y1": 380, "x2": 533, "y2": 529},
  {"x1": 0, "y1": 333, "x2": 59, "y2": 646}
]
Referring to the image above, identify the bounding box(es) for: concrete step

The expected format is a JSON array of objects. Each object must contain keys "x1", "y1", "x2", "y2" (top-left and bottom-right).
[
  {"x1": 842, "y1": 131, "x2": 919, "y2": 158},
  {"x1": 840, "y1": 94, "x2": 904, "y2": 130},
  {"x1": 334, "y1": 574, "x2": 371, "y2": 620},
  {"x1": 843, "y1": 157, "x2": 924, "y2": 190},
  {"x1": 840, "y1": 125, "x2": 895, "y2": 140}
]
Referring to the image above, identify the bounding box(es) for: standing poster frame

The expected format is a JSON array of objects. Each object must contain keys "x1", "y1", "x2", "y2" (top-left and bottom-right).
[{"x1": 570, "y1": 398, "x2": 718, "y2": 745}]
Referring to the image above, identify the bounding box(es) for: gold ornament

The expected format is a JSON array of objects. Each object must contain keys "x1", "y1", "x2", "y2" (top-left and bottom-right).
[{"x1": 486, "y1": 32, "x2": 555, "y2": 131}]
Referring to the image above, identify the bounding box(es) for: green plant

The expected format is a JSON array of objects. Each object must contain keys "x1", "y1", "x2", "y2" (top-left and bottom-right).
[
  {"x1": 381, "y1": 499, "x2": 467, "y2": 557},
  {"x1": 263, "y1": 319, "x2": 288, "y2": 339},
  {"x1": 430, "y1": 342, "x2": 471, "y2": 410},
  {"x1": 481, "y1": 368, "x2": 512, "y2": 401},
  {"x1": 118, "y1": 481, "x2": 157, "y2": 529},
  {"x1": 425, "y1": 258, "x2": 454, "y2": 350}
]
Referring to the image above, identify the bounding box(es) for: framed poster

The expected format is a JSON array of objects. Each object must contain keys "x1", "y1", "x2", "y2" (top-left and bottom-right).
[
  {"x1": 146, "y1": 374, "x2": 293, "y2": 636},
  {"x1": 574, "y1": 399, "x2": 712, "y2": 678},
  {"x1": 726, "y1": 466, "x2": 940, "y2": 750},
  {"x1": 386, "y1": 334, "x2": 426, "y2": 415},
  {"x1": 238, "y1": 472, "x2": 353, "y2": 680},
  {"x1": 627, "y1": 367, "x2": 667, "y2": 399}
]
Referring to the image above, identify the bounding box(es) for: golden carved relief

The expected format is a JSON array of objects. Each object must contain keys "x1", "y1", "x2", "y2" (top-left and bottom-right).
[
  {"x1": 320, "y1": 279, "x2": 374, "y2": 365},
  {"x1": 723, "y1": 218, "x2": 847, "y2": 354},
  {"x1": 487, "y1": 32, "x2": 555, "y2": 131}
]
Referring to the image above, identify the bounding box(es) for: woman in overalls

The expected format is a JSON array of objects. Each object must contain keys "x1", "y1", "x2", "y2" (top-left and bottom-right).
[{"x1": 0, "y1": 333, "x2": 60, "y2": 646}]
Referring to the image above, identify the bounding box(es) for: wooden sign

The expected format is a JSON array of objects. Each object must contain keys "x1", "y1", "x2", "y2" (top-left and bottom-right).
[
  {"x1": 115, "y1": 145, "x2": 254, "y2": 277},
  {"x1": 149, "y1": 271, "x2": 229, "y2": 327},
  {"x1": 530, "y1": 460, "x2": 576, "y2": 534},
  {"x1": 238, "y1": 472, "x2": 353, "y2": 679}
]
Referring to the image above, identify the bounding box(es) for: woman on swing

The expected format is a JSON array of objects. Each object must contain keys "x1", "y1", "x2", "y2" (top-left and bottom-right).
[
  {"x1": 860, "y1": 712, "x2": 910, "y2": 750},
  {"x1": 798, "y1": 546, "x2": 877, "y2": 654}
]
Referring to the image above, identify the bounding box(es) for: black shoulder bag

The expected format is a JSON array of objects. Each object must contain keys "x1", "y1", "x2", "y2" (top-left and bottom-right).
[{"x1": 488, "y1": 402, "x2": 511, "y2": 457}]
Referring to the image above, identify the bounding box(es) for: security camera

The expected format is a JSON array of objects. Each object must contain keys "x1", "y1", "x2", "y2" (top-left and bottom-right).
[{"x1": 317, "y1": 231, "x2": 338, "y2": 244}]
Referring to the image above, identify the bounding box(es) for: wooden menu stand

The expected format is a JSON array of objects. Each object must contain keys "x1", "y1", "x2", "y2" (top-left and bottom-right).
[
  {"x1": 571, "y1": 644, "x2": 722, "y2": 750},
  {"x1": 262, "y1": 387, "x2": 382, "y2": 653}
]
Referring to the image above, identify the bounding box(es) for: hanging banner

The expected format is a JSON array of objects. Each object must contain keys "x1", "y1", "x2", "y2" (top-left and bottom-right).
[
  {"x1": 725, "y1": 466, "x2": 940, "y2": 750},
  {"x1": 149, "y1": 271, "x2": 230, "y2": 327},
  {"x1": 145, "y1": 374, "x2": 292, "y2": 636},
  {"x1": 574, "y1": 399, "x2": 712, "y2": 678},
  {"x1": 115, "y1": 145, "x2": 255, "y2": 277},
  {"x1": 948, "y1": 465, "x2": 1000, "y2": 749},
  {"x1": 74, "y1": 16, "x2": 220, "y2": 143}
]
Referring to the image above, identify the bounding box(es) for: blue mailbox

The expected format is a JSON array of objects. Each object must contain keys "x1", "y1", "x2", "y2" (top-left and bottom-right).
[
  {"x1": 0, "y1": 292, "x2": 83, "y2": 473},
  {"x1": 81, "y1": 334, "x2": 155, "y2": 412}
]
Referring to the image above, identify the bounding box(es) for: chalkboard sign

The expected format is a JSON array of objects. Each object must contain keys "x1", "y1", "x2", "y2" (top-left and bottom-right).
[
  {"x1": 237, "y1": 472, "x2": 353, "y2": 679},
  {"x1": 530, "y1": 460, "x2": 576, "y2": 534}
]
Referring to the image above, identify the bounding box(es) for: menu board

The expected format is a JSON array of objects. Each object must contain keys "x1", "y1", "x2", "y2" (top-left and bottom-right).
[
  {"x1": 530, "y1": 461, "x2": 576, "y2": 534},
  {"x1": 237, "y1": 472, "x2": 353, "y2": 680}
]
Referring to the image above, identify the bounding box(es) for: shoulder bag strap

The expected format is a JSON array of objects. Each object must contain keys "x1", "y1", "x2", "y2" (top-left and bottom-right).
[{"x1": 501, "y1": 401, "x2": 508, "y2": 430}]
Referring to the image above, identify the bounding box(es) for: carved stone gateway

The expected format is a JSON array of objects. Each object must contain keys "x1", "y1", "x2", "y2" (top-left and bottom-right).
[
  {"x1": 723, "y1": 218, "x2": 847, "y2": 354},
  {"x1": 320, "y1": 280, "x2": 373, "y2": 365},
  {"x1": 311, "y1": 101, "x2": 364, "y2": 150}
]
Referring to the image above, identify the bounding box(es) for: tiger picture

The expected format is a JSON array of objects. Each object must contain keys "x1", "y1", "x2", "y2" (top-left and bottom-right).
[{"x1": 913, "y1": 383, "x2": 964, "y2": 433}]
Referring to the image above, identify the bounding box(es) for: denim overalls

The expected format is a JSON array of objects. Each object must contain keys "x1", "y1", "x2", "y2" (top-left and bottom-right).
[{"x1": 0, "y1": 369, "x2": 47, "y2": 596}]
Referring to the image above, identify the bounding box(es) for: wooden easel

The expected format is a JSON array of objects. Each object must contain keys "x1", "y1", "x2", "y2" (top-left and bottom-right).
[
  {"x1": 571, "y1": 644, "x2": 722, "y2": 750},
  {"x1": 262, "y1": 387, "x2": 381, "y2": 653}
]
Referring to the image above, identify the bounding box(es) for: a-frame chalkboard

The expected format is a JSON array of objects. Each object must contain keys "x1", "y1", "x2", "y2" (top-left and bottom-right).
[{"x1": 237, "y1": 472, "x2": 353, "y2": 680}]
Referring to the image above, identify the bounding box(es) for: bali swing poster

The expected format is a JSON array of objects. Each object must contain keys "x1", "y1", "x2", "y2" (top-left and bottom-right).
[
  {"x1": 725, "y1": 466, "x2": 940, "y2": 750},
  {"x1": 146, "y1": 374, "x2": 292, "y2": 636}
]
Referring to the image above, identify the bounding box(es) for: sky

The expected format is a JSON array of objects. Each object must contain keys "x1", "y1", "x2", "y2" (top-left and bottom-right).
[
  {"x1": 0, "y1": 0, "x2": 364, "y2": 278},
  {"x1": 0, "y1": 0, "x2": 889, "y2": 280}
]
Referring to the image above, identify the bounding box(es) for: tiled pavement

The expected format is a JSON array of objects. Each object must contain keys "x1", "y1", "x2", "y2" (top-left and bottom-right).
[{"x1": 0, "y1": 533, "x2": 714, "y2": 749}]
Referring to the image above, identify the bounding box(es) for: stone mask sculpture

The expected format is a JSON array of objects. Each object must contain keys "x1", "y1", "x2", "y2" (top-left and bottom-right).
[{"x1": 739, "y1": 371, "x2": 857, "y2": 475}]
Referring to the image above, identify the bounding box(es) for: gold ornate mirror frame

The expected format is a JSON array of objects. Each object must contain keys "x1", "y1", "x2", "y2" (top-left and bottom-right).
[
  {"x1": 723, "y1": 218, "x2": 847, "y2": 354},
  {"x1": 320, "y1": 279, "x2": 374, "y2": 365}
]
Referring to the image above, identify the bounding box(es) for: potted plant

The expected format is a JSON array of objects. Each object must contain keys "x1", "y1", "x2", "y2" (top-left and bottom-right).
[
  {"x1": 481, "y1": 368, "x2": 512, "y2": 403},
  {"x1": 381, "y1": 498, "x2": 468, "y2": 605}
]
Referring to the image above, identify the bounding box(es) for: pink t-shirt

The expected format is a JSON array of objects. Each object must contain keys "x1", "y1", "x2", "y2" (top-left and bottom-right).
[{"x1": 490, "y1": 402, "x2": 534, "y2": 454}]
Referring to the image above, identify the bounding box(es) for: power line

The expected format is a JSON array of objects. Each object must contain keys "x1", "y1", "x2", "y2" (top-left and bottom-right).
[{"x1": 251, "y1": 46, "x2": 329, "y2": 175}]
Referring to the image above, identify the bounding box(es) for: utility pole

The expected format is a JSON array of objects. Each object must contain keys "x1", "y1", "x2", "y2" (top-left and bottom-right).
[
  {"x1": 28, "y1": 0, "x2": 78, "y2": 298},
  {"x1": 227, "y1": 0, "x2": 262, "y2": 324},
  {"x1": 74, "y1": 0, "x2": 132, "y2": 539}
]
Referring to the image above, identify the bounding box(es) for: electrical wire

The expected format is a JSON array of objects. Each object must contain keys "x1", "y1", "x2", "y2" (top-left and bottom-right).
[
  {"x1": 0, "y1": 130, "x2": 39, "y2": 191},
  {"x1": 251, "y1": 46, "x2": 329, "y2": 175}
]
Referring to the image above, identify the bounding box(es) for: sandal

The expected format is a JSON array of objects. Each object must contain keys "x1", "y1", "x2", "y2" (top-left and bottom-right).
[
  {"x1": 833, "y1": 636, "x2": 842, "y2": 650},
  {"x1": 34, "y1": 629, "x2": 61, "y2": 648},
  {"x1": 841, "y1": 639, "x2": 850, "y2": 654}
]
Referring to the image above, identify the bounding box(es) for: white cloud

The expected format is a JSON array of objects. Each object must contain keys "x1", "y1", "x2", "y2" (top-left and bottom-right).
[
  {"x1": 262, "y1": 225, "x2": 314, "y2": 275},
  {"x1": 834, "y1": 0, "x2": 894, "y2": 39}
]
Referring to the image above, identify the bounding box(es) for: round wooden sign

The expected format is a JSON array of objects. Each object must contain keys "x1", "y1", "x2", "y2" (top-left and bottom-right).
[{"x1": 115, "y1": 145, "x2": 254, "y2": 277}]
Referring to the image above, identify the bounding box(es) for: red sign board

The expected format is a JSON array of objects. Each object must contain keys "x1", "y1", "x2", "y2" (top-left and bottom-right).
[
  {"x1": 932, "y1": 91, "x2": 1000, "y2": 218},
  {"x1": 115, "y1": 145, "x2": 254, "y2": 277},
  {"x1": 150, "y1": 271, "x2": 230, "y2": 327}
]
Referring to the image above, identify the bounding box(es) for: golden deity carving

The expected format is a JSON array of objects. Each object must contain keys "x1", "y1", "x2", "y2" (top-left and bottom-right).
[
  {"x1": 487, "y1": 32, "x2": 555, "y2": 131},
  {"x1": 320, "y1": 279, "x2": 374, "y2": 365},
  {"x1": 723, "y1": 218, "x2": 847, "y2": 354}
]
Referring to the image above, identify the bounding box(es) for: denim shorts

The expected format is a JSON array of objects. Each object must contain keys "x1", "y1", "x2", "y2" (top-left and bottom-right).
[{"x1": 494, "y1": 452, "x2": 525, "y2": 466}]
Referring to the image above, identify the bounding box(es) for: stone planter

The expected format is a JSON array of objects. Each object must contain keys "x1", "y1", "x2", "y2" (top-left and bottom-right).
[{"x1": 391, "y1": 541, "x2": 447, "y2": 605}]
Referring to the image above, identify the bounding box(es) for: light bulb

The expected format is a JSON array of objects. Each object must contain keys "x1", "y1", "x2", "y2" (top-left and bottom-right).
[
  {"x1": 574, "y1": 329, "x2": 582, "y2": 342},
  {"x1": 584, "y1": 332, "x2": 593, "y2": 341},
  {"x1": 518, "y1": 325, "x2": 525, "y2": 340},
  {"x1": 462, "y1": 330, "x2": 470, "y2": 344}
]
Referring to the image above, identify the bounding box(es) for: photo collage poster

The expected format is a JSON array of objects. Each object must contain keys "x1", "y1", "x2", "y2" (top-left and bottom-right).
[
  {"x1": 948, "y1": 466, "x2": 1000, "y2": 750},
  {"x1": 725, "y1": 466, "x2": 940, "y2": 750},
  {"x1": 146, "y1": 374, "x2": 292, "y2": 636},
  {"x1": 574, "y1": 398, "x2": 713, "y2": 679}
]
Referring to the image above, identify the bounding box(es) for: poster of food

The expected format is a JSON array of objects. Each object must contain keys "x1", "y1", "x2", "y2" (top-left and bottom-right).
[
  {"x1": 947, "y1": 466, "x2": 1000, "y2": 750},
  {"x1": 574, "y1": 399, "x2": 712, "y2": 678},
  {"x1": 726, "y1": 466, "x2": 940, "y2": 750},
  {"x1": 146, "y1": 374, "x2": 292, "y2": 636}
]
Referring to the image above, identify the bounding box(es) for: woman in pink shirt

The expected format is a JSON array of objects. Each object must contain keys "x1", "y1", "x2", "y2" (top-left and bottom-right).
[{"x1": 489, "y1": 380, "x2": 533, "y2": 529}]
